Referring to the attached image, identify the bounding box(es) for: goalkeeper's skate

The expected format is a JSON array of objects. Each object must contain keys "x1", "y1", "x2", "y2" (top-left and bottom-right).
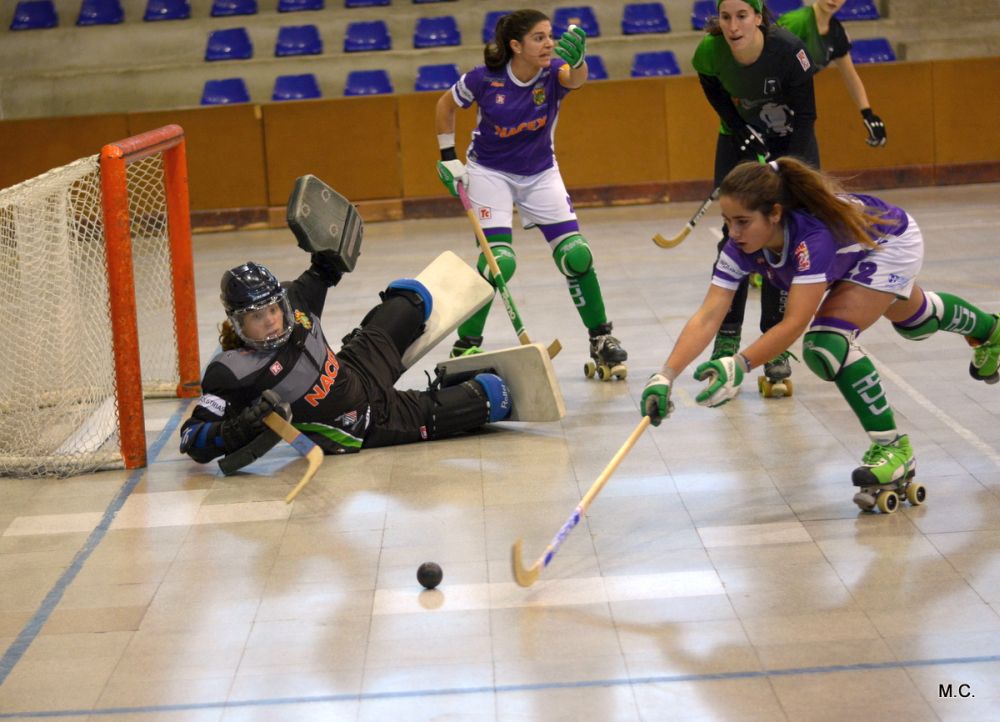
[
  {"x1": 450, "y1": 335, "x2": 483, "y2": 358},
  {"x1": 968, "y1": 314, "x2": 1000, "y2": 384},
  {"x1": 584, "y1": 322, "x2": 627, "y2": 382},
  {"x1": 758, "y1": 350, "x2": 795, "y2": 398},
  {"x1": 851, "y1": 434, "x2": 924, "y2": 514}
]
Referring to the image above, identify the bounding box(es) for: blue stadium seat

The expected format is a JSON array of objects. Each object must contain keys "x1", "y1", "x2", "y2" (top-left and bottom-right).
[
  {"x1": 765, "y1": 0, "x2": 802, "y2": 17},
  {"x1": 415, "y1": 63, "x2": 460, "y2": 91},
  {"x1": 345, "y1": 0, "x2": 388, "y2": 5},
  {"x1": 345, "y1": 69, "x2": 393, "y2": 96},
  {"x1": 835, "y1": 0, "x2": 879, "y2": 21},
  {"x1": 482, "y1": 10, "x2": 508, "y2": 43},
  {"x1": 413, "y1": 0, "x2": 453, "y2": 3},
  {"x1": 273, "y1": 73, "x2": 322, "y2": 100},
  {"x1": 11, "y1": 0, "x2": 58, "y2": 29},
  {"x1": 76, "y1": 0, "x2": 123, "y2": 25},
  {"x1": 201, "y1": 77, "x2": 250, "y2": 104},
  {"x1": 276, "y1": 24, "x2": 322, "y2": 56},
  {"x1": 631, "y1": 50, "x2": 680, "y2": 77},
  {"x1": 143, "y1": 0, "x2": 190, "y2": 21},
  {"x1": 278, "y1": 0, "x2": 322, "y2": 11},
  {"x1": 413, "y1": 16, "x2": 460, "y2": 48},
  {"x1": 586, "y1": 54, "x2": 608, "y2": 80},
  {"x1": 622, "y1": 3, "x2": 670, "y2": 34},
  {"x1": 691, "y1": 0, "x2": 714, "y2": 30},
  {"x1": 205, "y1": 27, "x2": 253, "y2": 60},
  {"x1": 850, "y1": 37, "x2": 895, "y2": 64},
  {"x1": 211, "y1": 0, "x2": 257, "y2": 16},
  {"x1": 552, "y1": 7, "x2": 600, "y2": 38},
  {"x1": 345, "y1": 20, "x2": 390, "y2": 51}
]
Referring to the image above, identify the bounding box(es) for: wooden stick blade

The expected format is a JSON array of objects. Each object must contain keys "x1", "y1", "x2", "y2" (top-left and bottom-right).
[
  {"x1": 511, "y1": 539, "x2": 541, "y2": 588},
  {"x1": 546, "y1": 339, "x2": 562, "y2": 359},
  {"x1": 652, "y1": 227, "x2": 690, "y2": 249},
  {"x1": 284, "y1": 446, "x2": 322, "y2": 503},
  {"x1": 262, "y1": 413, "x2": 325, "y2": 504}
]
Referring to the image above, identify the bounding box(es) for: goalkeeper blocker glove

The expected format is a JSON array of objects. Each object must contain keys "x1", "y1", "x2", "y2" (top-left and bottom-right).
[
  {"x1": 554, "y1": 24, "x2": 587, "y2": 69},
  {"x1": 861, "y1": 108, "x2": 887, "y2": 147},
  {"x1": 693, "y1": 355, "x2": 748, "y2": 408},
  {"x1": 732, "y1": 125, "x2": 770, "y2": 162},
  {"x1": 641, "y1": 373, "x2": 674, "y2": 426},
  {"x1": 221, "y1": 389, "x2": 290, "y2": 452}
]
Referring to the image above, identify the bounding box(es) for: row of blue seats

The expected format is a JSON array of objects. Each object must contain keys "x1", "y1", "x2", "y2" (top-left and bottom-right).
[
  {"x1": 11, "y1": 0, "x2": 880, "y2": 31},
  {"x1": 202, "y1": 36, "x2": 895, "y2": 104}
]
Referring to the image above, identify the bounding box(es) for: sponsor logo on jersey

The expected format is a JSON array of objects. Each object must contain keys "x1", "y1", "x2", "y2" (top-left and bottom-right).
[
  {"x1": 420, "y1": 425, "x2": 428, "y2": 440},
  {"x1": 493, "y1": 115, "x2": 547, "y2": 139},
  {"x1": 198, "y1": 393, "x2": 227, "y2": 417},
  {"x1": 796, "y1": 49, "x2": 811, "y2": 72},
  {"x1": 532, "y1": 84, "x2": 546, "y2": 106},
  {"x1": 489, "y1": 79, "x2": 505, "y2": 88},
  {"x1": 294, "y1": 309, "x2": 312, "y2": 330},
  {"x1": 335, "y1": 410, "x2": 358, "y2": 426},
  {"x1": 716, "y1": 255, "x2": 742, "y2": 278},
  {"x1": 479, "y1": 207, "x2": 492, "y2": 220},
  {"x1": 795, "y1": 241, "x2": 811, "y2": 271},
  {"x1": 269, "y1": 361, "x2": 283, "y2": 375},
  {"x1": 304, "y1": 348, "x2": 341, "y2": 407},
  {"x1": 764, "y1": 78, "x2": 778, "y2": 96},
  {"x1": 496, "y1": 94, "x2": 505, "y2": 104}
]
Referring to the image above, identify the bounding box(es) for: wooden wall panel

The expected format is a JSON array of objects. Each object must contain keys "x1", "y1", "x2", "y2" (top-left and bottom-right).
[
  {"x1": 129, "y1": 105, "x2": 268, "y2": 211},
  {"x1": 664, "y1": 75, "x2": 719, "y2": 182},
  {"x1": 397, "y1": 91, "x2": 477, "y2": 199},
  {"x1": 0, "y1": 114, "x2": 129, "y2": 190},
  {"x1": 262, "y1": 97, "x2": 401, "y2": 207},
  {"x1": 932, "y1": 57, "x2": 1000, "y2": 165}
]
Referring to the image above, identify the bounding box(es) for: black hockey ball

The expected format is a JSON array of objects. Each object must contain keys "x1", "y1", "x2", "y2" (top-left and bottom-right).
[{"x1": 417, "y1": 562, "x2": 443, "y2": 590}]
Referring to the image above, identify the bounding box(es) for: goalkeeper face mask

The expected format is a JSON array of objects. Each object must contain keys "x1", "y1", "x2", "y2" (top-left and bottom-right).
[{"x1": 228, "y1": 292, "x2": 294, "y2": 351}]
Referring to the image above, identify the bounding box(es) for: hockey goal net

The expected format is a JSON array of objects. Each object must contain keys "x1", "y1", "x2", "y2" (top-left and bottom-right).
[{"x1": 0, "y1": 124, "x2": 200, "y2": 477}]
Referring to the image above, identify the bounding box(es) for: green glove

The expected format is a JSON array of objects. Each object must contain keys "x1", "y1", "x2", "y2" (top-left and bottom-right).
[
  {"x1": 554, "y1": 24, "x2": 587, "y2": 69},
  {"x1": 436, "y1": 158, "x2": 467, "y2": 198},
  {"x1": 693, "y1": 356, "x2": 746, "y2": 408},
  {"x1": 641, "y1": 373, "x2": 673, "y2": 427}
]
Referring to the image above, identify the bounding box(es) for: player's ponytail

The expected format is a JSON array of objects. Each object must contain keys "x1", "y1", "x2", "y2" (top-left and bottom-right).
[
  {"x1": 484, "y1": 9, "x2": 550, "y2": 71},
  {"x1": 219, "y1": 319, "x2": 245, "y2": 351},
  {"x1": 720, "y1": 158, "x2": 891, "y2": 249}
]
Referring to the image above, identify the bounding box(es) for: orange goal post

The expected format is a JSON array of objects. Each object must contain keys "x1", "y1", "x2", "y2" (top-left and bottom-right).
[{"x1": 0, "y1": 124, "x2": 200, "y2": 477}]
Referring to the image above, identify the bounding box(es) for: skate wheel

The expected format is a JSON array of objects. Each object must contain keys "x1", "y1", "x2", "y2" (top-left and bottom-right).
[
  {"x1": 853, "y1": 491, "x2": 876, "y2": 512},
  {"x1": 783, "y1": 379, "x2": 793, "y2": 397},
  {"x1": 758, "y1": 376, "x2": 772, "y2": 397},
  {"x1": 584, "y1": 360, "x2": 596, "y2": 379},
  {"x1": 876, "y1": 490, "x2": 899, "y2": 514},
  {"x1": 611, "y1": 364, "x2": 627, "y2": 381},
  {"x1": 905, "y1": 482, "x2": 926, "y2": 506},
  {"x1": 597, "y1": 365, "x2": 611, "y2": 382}
]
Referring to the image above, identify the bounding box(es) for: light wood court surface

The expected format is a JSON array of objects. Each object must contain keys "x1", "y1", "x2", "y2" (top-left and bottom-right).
[{"x1": 1, "y1": 184, "x2": 999, "y2": 721}]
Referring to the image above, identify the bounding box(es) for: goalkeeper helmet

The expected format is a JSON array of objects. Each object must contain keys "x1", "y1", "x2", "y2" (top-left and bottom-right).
[{"x1": 220, "y1": 262, "x2": 293, "y2": 351}]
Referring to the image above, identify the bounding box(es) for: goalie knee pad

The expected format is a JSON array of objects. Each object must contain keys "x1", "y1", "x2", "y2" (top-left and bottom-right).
[
  {"x1": 428, "y1": 380, "x2": 491, "y2": 438},
  {"x1": 473, "y1": 372, "x2": 512, "y2": 422},
  {"x1": 552, "y1": 234, "x2": 593, "y2": 278},
  {"x1": 385, "y1": 278, "x2": 432, "y2": 321},
  {"x1": 802, "y1": 321, "x2": 864, "y2": 381}
]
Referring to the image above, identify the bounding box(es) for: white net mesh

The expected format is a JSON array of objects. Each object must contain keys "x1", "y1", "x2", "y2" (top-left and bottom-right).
[{"x1": 0, "y1": 152, "x2": 180, "y2": 477}]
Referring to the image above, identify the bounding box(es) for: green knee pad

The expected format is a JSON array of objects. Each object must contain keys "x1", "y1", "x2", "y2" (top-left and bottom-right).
[
  {"x1": 802, "y1": 329, "x2": 851, "y2": 381},
  {"x1": 476, "y1": 239, "x2": 516, "y2": 283},
  {"x1": 552, "y1": 234, "x2": 593, "y2": 277}
]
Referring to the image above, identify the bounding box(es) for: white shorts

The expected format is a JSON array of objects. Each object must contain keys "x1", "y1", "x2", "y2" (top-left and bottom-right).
[
  {"x1": 846, "y1": 213, "x2": 923, "y2": 299},
  {"x1": 466, "y1": 161, "x2": 576, "y2": 231}
]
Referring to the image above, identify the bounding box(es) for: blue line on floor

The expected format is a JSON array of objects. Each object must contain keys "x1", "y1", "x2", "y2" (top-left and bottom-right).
[
  {"x1": 0, "y1": 401, "x2": 189, "y2": 687},
  {"x1": 1, "y1": 653, "x2": 998, "y2": 718}
]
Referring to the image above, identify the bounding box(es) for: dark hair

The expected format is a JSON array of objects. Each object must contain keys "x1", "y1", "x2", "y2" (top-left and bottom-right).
[
  {"x1": 219, "y1": 319, "x2": 244, "y2": 351},
  {"x1": 719, "y1": 158, "x2": 892, "y2": 249},
  {"x1": 484, "y1": 9, "x2": 550, "y2": 71},
  {"x1": 705, "y1": 1, "x2": 773, "y2": 36}
]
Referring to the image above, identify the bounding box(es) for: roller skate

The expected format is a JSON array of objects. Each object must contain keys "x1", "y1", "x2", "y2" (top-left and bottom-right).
[
  {"x1": 584, "y1": 322, "x2": 627, "y2": 381},
  {"x1": 851, "y1": 434, "x2": 924, "y2": 514},
  {"x1": 710, "y1": 327, "x2": 741, "y2": 361},
  {"x1": 758, "y1": 350, "x2": 795, "y2": 398},
  {"x1": 968, "y1": 314, "x2": 1000, "y2": 384},
  {"x1": 450, "y1": 335, "x2": 483, "y2": 358}
]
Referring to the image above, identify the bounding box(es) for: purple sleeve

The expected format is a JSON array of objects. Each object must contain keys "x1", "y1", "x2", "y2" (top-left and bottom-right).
[
  {"x1": 711, "y1": 240, "x2": 752, "y2": 289},
  {"x1": 452, "y1": 66, "x2": 485, "y2": 109}
]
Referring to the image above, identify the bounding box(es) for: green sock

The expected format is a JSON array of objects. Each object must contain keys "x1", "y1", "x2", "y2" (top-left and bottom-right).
[
  {"x1": 835, "y1": 355, "x2": 896, "y2": 434},
  {"x1": 568, "y1": 268, "x2": 608, "y2": 330},
  {"x1": 937, "y1": 293, "x2": 997, "y2": 340}
]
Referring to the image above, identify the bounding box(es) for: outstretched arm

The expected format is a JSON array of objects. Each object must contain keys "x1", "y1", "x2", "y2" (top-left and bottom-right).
[{"x1": 741, "y1": 281, "x2": 826, "y2": 369}]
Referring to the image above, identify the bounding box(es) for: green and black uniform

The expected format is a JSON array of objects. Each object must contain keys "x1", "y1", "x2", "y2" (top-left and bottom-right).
[
  {"x1": 777, "y1": 6, "x2": 852, "y2": 72},
  {"x1": 693, "y1": 23, "x2": 819, "y2": 335}
]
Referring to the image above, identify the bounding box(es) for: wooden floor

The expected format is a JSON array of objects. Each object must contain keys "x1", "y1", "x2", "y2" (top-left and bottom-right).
[{"x1": 1, "y1": 183, "x2": 999, "y2": 721}]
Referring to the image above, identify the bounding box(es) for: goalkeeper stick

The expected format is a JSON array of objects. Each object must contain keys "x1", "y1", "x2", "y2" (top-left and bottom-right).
[
  {"x1": 652, "y1": 187, "x2": 720, "y2": 249},
  {"x1": 456, "y1": 183, "x2": 561, "y2": 359},
  {"x1": 511, "y1": 416, "x2": 652, "y2": 587},
  {"x1": 263, "y1": 412, "x2": 323, "y2": 503}
]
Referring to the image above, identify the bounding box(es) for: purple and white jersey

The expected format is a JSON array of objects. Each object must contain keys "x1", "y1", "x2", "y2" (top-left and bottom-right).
[
  {"x1": 713, "y1": 194, "x2": 910, "y2": 293},
  {"x1": 451, "y1": 58, "x2": 572, "y2": 177}
]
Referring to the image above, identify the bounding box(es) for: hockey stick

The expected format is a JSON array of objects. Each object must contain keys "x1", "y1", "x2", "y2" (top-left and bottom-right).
[
  {"x1": 456, "y1": 183, "x2": 562, "y2": 359},
  {"x1": 652, "y1": 187, "x2": 720, "y2": 249},
  {"x1": 511, "y1": 416, "x2": 652, "y2": 587},
  {"x1": 262, "y1": 412, "x2": 324, "y2": 504}
]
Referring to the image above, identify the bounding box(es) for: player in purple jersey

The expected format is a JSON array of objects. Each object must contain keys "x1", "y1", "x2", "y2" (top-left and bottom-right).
[
  {"x1": 641, "y1": 158, "x2": 1000, "y2": 512},
  {"x1": 434, "y1": 9, "x2": 627, "y2": 380}
]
